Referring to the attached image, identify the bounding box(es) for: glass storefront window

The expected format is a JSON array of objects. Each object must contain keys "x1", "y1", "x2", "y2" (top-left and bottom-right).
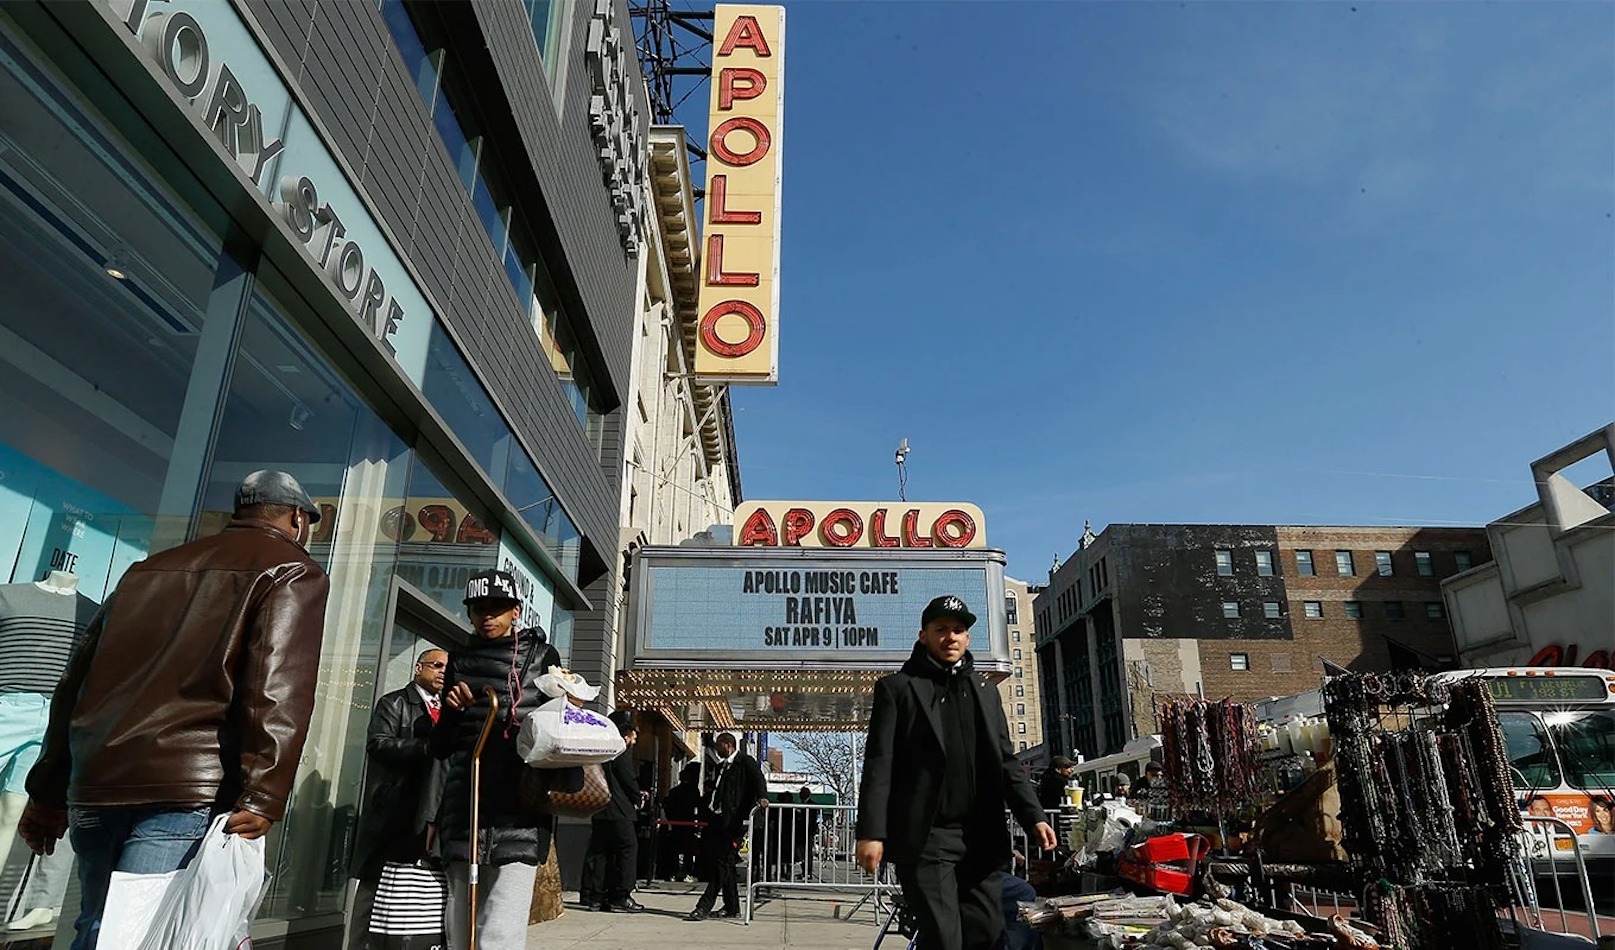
[
  {"x1": 0, "y1": 21, "x2": 250, "y2": 936},
  {"x1": 199, "y1": 273, "x2": 414, "y2": 923},
  {"x1": 421, "y1": 322, "x2": 512, "y2": 479},
  {"x1": 395, "y1": 454, "x2": 501, "y2": 619}
]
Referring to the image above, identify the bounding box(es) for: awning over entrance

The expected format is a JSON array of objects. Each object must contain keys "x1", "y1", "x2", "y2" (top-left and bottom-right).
[{"x1": 617, "y1": 545, "x2": 1011, "y2": 732}]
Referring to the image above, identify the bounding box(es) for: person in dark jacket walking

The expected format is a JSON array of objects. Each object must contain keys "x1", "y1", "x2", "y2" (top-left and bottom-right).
[
  {"x1": 582, "y1": 710, "x2": 643, "y2": 912},
  {"x1": 855, "y1": 595, "x2": 1055, "y2": 950},
  {"x1": 347, "y1": 647, "x2": 447, "y2": 947},
  {"x1": 18, "y1": 470, "x2": 330, "y2": 950},
  {"x1": 685, "y1": 731, "x2": 767, "y2": 921},
  {"x1": 430, "y1": 569, "x2": 562, "y2": 950},
  {"x1": 662, "y1": 762, "x2": 703, "y2": 881}
]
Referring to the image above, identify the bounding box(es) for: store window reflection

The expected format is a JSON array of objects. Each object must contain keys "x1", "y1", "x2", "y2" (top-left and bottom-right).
[
  {"x1": 394, "y1": 456, "x2": 502, "y2": 620},
  {"x1": 200, "y1": 275, "x2": 412, "y2": 923},
  {"x1": 0, "y1": 27, "x2": 247, "y2": 935}
]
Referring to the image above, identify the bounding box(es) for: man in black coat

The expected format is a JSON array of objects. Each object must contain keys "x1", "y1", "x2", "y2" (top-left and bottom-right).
[
  {"x1": 431, "y1": 569, "x2": 563, "y2": 950},
  {"x1": 581, "y1": 710, "x2": 644, "y2": 912},
  {"x1": 1038, "y1": 756, "x2": 1079, "y2": 810},
  {"x1": 685, "y1": 731, "x2": 767, "y2": 921},
  {"x1": 347, "y1": 647, "x2": 446, "y2": 946},
  {"x1": 856, "y1": 595, "x2": 1056, "y2": 950}
]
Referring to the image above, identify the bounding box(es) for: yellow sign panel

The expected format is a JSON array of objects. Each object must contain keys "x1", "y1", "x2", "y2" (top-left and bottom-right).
[
  {"x1": 694, "y1": 4, "x2": 784, "y2": 384},
  {"x1": 734, "y1": 501, "x2": 987, "y2": 549}
]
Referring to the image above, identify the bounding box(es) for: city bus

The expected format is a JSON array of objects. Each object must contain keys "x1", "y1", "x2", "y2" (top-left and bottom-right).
[{"x1": 1438, "y1": 667, "x2": 1615, "y2": 872}]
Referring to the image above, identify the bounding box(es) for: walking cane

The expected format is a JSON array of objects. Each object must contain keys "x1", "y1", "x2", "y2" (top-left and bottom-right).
[{"x1": 469, "y1": 686, "x2": 499, "y2": 950}]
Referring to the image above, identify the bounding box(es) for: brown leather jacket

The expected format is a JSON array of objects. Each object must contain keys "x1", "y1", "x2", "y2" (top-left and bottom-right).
[{"x1": 26, "y1": 519, "x2": 329, "y2": 821}]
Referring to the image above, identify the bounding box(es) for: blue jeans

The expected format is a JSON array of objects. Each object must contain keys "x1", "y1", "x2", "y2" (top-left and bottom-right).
[
  {"x1": 68, "y1": 806, "x2": 213, "y2": 950},
  {"x1": 999, "y1": 874, "x2": 1041, "y2": 950}
]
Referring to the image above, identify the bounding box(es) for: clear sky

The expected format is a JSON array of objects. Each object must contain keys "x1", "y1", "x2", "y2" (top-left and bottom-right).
[{"x1": 681, "y1": 1, "x2": 1615, "y2": 583}]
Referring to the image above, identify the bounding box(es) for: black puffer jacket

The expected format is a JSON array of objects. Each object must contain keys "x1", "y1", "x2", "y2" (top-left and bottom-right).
[{"x1": 429, "y1": 627, "x2": 563, "y2": 865}]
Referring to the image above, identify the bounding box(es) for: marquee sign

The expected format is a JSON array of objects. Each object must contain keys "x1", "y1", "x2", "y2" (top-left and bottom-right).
[
  {"x1": 626, "y1": 546, "x2": 1009, "y2": 667},
  {"x1": 693, "y1": 5, "x2": 783, "y2": 384},
  {"x1": 734, "y1": 501, "x2": 986, "y2": 549}
]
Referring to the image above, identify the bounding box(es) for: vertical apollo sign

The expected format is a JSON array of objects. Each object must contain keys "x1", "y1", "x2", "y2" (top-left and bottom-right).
[{"x1": 694, "y1": 6, "x2": 783, "y2": 384}]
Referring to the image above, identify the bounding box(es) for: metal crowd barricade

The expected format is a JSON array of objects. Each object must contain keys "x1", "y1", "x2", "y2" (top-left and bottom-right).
[
  {"x1": 1507, "y1": 815, "x2": 1603, "y2": 942},
  {"x1": 743, "y1": 803, "x2": 901, "y2": 925}
]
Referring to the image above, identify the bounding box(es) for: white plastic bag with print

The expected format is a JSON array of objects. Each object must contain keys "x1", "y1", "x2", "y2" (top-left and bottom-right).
[
  {"x1": 517, "y1": 696, "x2": 625, "y2": 767},
  {"x1": 100, "y1": 814, "x2": 269, "y2": 950}
]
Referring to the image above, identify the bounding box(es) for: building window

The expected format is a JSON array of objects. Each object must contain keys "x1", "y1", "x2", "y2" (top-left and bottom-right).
[
  {"x1": 1005, "y1": 590, "x2": 1019, "y2": 625},
  {"x1": 1375, "y1": 551, "x2": 1394, "y2": 576},
  {"x1": 1335, "y1": 550, "x2": 1355, "y2": 576},
  {"x1": 1221, "y1": 601, "x2": 1241, "y2": 619},
  {"x1": 1295, "y1": 550, "x2": 1315, "y2": 576},
  {"x1": 1304, "y1": 601, "x2": 1324, "y2": 619},
  {"x1": 1263, "y1": 601, "x2": 1282, "y2": 619},
  {"x1": 1013, "y1": 648, "x2": 1022, "y2": 660},
  {"x1": 1230, "y1": 653, "x2": 1250, "y2": 671},
  {"x1": 1016, "y1": 703, "x2": 1026, "y2": 715},
  {"x1": 1385, "y1": 600, "x2": 1405, "y2": 620},
  {"x1": 1017, "y1": 722, "x2": 1027, "y2": 735},
  {"x1": 1014, "y1": 631, "x2": 1022, "y2": 642},
  {"x1": 1270, "y1": 653, "x2": 1293, "y2": 673},
  {"x1": 1426, "y1": 601, "x2": 1445, "y2": 620},
  {"x1": 1015, "y1": 685, "x2": 1025, "y2": 697},
  {"x1": 1415, "y1": 551, "x2": 1434, "y2": 577},
  {"x1": 1454, "y1": 551, "x2": 1473, "y2": 572},
  {"x1": 1215, "y1": 549, "x2": 1233, "y2": 576},
  {"x1": 1256, "y1": 549, "x2": 1275, "y2": 576},
  {"x1": 1015, "y1": 668, "x2": 1023, "y2": 679},
  {"x1": 1019, "y1": 741, "x2": 1028, "y2": 752},
  {"x1": 1344, "y1": 601, "x2": 1364, "y2": 619}
]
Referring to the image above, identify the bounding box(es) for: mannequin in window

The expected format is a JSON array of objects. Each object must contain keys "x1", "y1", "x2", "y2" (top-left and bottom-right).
[{"x1": 0, "y1": 571, "x2": 100, "y2": 931}]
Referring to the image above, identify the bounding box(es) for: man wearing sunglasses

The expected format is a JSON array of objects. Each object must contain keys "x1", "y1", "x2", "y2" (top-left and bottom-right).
[{"x1": 347, "y1": 647, "x2": 449, "y2": 947}]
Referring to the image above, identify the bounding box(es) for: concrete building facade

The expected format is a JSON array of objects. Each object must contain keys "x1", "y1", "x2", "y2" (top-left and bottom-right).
[
  {"x1": 1035, "y1": 523, "x2": 1490, "y2": 761},
  {"x1": 1444, "y1": 424, "x2": 1615, "y2": 669},
  {"x1": 1001, "y1": 576, "x2": 1045, "y2": 757}
]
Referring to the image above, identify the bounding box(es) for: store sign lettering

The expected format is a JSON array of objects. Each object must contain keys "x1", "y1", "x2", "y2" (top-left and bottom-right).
[
  {"x1": 1526, "y1": 643, "x2": 1612, "y2": 670},
  {"x1": 584, "y1": 0, "x2": 646, "y2": 255},
  {"x1": 110, "y1": 0, "x2": 404, "y2": 355}
]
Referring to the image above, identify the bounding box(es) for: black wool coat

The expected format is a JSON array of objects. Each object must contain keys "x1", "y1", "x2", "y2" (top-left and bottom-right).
[
  {"x1": 855, "y1": 643, "x2": 1045, "y2": 867},
  {"x1": 429, "y1": 627, "x2": 564, "y2": 866}
]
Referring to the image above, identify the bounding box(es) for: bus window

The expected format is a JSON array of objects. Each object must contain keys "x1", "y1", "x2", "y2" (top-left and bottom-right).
[
  {"x1": 1499, "y1": 711, "x2": 1560, "y2": 792},
  {"x1": 1547, "y1": 709, "x2": 1615, "y2": 791}
]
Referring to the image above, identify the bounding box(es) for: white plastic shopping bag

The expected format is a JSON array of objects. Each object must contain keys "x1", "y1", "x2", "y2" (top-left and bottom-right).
[
  {"x1": 517, "y1": 696, "x2": 624, "y2": 766},
  {"x1": 97, "y1": 814, "x2": 269, "y2": 950}
]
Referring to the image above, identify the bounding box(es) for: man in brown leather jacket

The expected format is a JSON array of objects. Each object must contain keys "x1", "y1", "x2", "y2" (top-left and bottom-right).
[{"x1": 17, "y1": 470, "x2": 330, "y2": 949}]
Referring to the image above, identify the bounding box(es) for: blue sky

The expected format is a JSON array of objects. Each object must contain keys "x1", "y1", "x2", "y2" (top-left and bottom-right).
[{"x1": 684, "y1": 1, "x2": 1615, "y2": 582}]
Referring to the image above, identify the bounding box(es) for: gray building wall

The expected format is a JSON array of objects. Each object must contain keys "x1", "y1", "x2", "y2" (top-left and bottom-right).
[{"x1": 235, "y1": 0, "x2": 645, "y2": 590}]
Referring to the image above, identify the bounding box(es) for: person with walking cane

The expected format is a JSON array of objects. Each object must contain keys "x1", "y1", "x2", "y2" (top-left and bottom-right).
[{"x1": 430, "y1": 570, "x2": 561, "y2": 949}]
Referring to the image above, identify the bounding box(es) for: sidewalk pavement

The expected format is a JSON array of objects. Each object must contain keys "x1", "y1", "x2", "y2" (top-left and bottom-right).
[{"x1": 528, "y1": 882, "x2": 894, "y2": 950}]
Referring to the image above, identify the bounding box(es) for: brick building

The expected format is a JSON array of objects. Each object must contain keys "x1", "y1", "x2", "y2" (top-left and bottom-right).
[
  {"x1": 1000, "y1": 577, "x2": 1045, "y2": 756},
  {"x1": 1034, "y1": 523, "x2": 1490, "y2": 761}
]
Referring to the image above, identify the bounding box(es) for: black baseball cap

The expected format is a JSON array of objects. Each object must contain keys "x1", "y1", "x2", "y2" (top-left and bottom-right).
[
  {"x1": 921, "y1": 594, "x2": 977, "y2": 628},
  {"x1": 235, "y1": 470, "x2": 321, "y2": 522},
  {"x1": 1051, "y1": 755, "x2": 1078, "y2": 770},
  {"x1": 463, "y1": 569, "x2": 520, "y2": 605}
]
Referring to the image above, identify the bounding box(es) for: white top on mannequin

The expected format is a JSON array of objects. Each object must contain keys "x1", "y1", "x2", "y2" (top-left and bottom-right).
[{"x1": 34, "y1": 571, "x2": 78, "y2": 596}]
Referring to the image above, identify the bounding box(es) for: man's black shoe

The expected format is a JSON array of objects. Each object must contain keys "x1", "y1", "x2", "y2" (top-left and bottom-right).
[
  {"x1": 718, "y1": 908, "x2": 741, "y2": 918},
  {"x1": 684, "y1": 908, "x2": 710, "y2": 921},
  {"x1": 607, "y1": 899, "x2": 645, "y2": 913},
  {"x1": 593, "y1": 901, "x2": 613, "y2": 912}
]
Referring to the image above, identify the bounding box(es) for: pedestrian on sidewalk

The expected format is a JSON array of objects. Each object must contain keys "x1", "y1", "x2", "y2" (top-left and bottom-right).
[
  {"x1": 430, "y1": 569, "x2": 562, "y2": 949},
  {"x1": 582, "y1": 710, "x2": 644, "y2": 912},
  {"x1": 684, "y1": 732, "x2": 766, "y2": 921},
  {"x1": 661, "y1": 762, "x2": 703, "y2": 882},
  {"x1": 19, "y1": 471, "x2": 330, "y2": 950},
  {"x1": 855, "y1": 595, "x2": 1056, "y2": 950},
  {"x1": 347, "y1": 647, "x2": 448, "y2": 948}
]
